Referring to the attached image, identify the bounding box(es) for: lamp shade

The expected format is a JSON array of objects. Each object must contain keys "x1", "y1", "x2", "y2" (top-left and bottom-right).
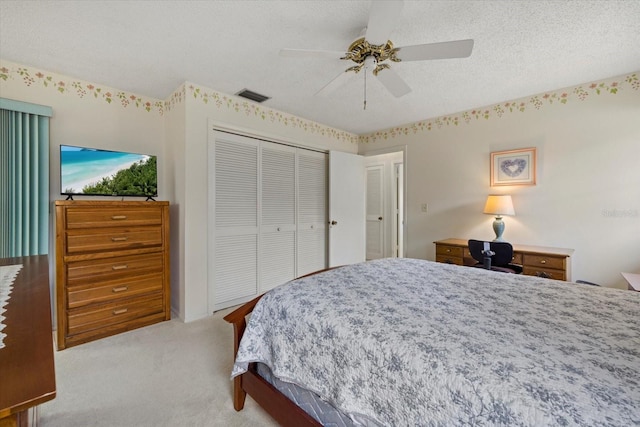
[{"x1": 483, "y1": 195, "x2": 515, "y2": 216}]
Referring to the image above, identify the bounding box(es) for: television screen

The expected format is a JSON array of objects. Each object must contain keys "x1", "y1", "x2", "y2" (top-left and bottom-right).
[{"x1": 60, "y1": 145, "x2": 157, "y2": 197}]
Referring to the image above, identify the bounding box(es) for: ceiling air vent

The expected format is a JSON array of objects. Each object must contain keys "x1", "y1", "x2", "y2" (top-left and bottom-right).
[{"x1": 235, "y1": 89, "x2": 270, "y2": 103}]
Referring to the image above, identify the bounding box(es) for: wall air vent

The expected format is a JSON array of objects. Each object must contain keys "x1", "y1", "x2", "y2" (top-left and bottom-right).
[{"x1": 235, "y1": 89, "x2": 270, "y2": 103}]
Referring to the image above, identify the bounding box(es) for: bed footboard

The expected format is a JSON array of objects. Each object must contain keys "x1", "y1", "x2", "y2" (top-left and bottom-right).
[
  {"x1": 223, "y1": 267, "x2": 340, "y2": 426},
  {"x1": 223, "y1": 294, "x2": 263, "y2": 410}
]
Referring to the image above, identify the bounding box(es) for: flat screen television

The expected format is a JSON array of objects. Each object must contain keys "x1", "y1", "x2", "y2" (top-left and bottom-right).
[{"x1": 60, "y1": 145, "x2": 157, "y2": 198}]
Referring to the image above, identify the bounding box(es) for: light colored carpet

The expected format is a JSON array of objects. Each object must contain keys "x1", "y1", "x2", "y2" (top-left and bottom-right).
[{"x1": 39, "y1": 308, "x2": 278, "y2": 427}]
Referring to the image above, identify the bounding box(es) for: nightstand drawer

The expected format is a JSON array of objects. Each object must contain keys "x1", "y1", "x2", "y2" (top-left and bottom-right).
[
  {"x1": 66, "y1": 207, "x2": 162, "y2": 229},
  {"x1": 523, "y1": 254, "x2": 565, "y2": 270}
]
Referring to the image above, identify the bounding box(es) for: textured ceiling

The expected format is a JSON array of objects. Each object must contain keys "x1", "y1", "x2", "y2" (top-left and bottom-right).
[{"x1": 1, "y1": 0, "x2": 639, "y2": 135}]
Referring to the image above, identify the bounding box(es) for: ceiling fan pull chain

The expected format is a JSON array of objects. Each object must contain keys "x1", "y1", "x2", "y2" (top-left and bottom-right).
[{"x1": 363, "y1": 68, "x2": 367, "y2": 110}]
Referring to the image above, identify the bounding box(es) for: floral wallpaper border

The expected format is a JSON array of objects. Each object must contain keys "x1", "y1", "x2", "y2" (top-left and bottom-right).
[
  {"x1": 172, "y1": 83, "x2": 359, "y2": 145},
  {"x1": 1, "y1": 61, "x2": 637, "y2": 146},
  {"x1": 359, "y1": 73, "x2": 639, "y2": 144},
  {"x1": 0, "y1": 63, "x2": 164, "y2": 114}
]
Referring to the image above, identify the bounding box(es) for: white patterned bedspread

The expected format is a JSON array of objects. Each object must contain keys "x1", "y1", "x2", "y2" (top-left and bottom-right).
[{"x1": 232, "y1": 258, "x2": 640, "y2": 426}]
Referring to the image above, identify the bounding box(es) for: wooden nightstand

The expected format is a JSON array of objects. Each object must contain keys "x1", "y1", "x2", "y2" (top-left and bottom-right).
[{"x1": 434, "y1": 238, "x2": 574, "y2": 282}]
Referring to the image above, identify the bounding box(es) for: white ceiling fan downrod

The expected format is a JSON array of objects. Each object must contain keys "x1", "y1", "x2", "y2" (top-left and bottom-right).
[{"x1": 363, "y1": 56, "x2": 377, "y2": 110}]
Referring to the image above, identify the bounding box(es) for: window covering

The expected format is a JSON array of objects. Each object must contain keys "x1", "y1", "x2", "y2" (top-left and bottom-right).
[{"x1": 0, "y1": 98, "x2": 51, "y2": 257}]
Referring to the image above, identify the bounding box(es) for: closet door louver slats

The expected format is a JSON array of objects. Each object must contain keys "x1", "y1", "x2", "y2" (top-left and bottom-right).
[
  {"x1": 215, "y1": 234, "x2": 258, "y2": 302},
  {"x1": 261, "y1": 144, "x2": 296, "y2": 291},
  {"x1": 215, "y1": 140, "x2": 258, "y2": 228},
  {"x1": 214, "y1": 137, "x2": 259, "y2": 305}
]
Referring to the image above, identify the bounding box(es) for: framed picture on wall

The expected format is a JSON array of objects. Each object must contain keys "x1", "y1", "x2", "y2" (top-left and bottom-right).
[{"x1": 490, "y1": 148, "x2": 536, "y2": 186}]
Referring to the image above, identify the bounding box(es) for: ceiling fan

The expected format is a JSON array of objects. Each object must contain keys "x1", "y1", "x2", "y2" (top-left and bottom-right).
[{"x1": 279, "y1": 0, "x2": 474, "y2": 107}]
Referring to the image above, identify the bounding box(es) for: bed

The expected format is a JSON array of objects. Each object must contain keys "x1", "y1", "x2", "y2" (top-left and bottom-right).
[{"x1": 224, "y1": 258, "x2": 640, "y2": 426}]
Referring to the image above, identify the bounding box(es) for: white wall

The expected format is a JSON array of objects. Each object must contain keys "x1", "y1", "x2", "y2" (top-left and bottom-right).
[{"x1": 359, "y1": 72, "x2": 640, "y2": 289}]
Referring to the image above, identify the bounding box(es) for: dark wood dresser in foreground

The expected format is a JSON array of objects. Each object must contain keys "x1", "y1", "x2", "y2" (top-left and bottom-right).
[
  {"x1": 55, "y1": 200, "x2": 170, "y2": 350},
  {"x1": 0, "y1": 255, "x2": 56, "y2": 427},
  {"x1": 434, "y1": 238, "x2": 574, "y2": 281}
]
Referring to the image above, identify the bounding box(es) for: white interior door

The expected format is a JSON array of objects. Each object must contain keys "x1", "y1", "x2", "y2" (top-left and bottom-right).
[
  {"x1": 366, "y1": 165, "x2": 384, "y2": 260},
  {"x1": 297, "y1": 150, "x2": 328, "y2": 277},
  {"x1": 329, "y1": 151, "x2": 365, "y2": 267},
  {"x1": 395, "y1": 162, "x2": 404, "y2": 258}
]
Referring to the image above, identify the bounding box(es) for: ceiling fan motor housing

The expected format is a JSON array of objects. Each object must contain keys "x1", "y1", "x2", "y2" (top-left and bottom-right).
[{"x1": 342, "y1": 37, "x2": 400, "y2": 65}]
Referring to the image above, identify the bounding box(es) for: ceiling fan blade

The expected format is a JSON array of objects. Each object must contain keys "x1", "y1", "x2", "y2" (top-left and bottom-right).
[
  {"x1": 365, "y1": 0, "x2": 404, "y2": 46},
  {"x1": 279, "y1": 48, "x2": 346, "y2": 60},
  {"x1": 315, "y1": 69, "x2": 357, "y2": 97},
  {"x1": 375, "y1": 67, "x2": 411, "y2": 98},
  {"x1": 394, "y1": 39, "x2": 474, "y2": 61}
]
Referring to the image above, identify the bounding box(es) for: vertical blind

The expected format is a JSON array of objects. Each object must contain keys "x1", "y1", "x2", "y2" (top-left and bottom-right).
[{"x1": 0, "y1": 98, "x2": 52, "y2": 257}]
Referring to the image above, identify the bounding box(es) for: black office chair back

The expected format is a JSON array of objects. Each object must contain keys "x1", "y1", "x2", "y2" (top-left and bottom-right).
[{"x1": 468, "y1": 239, "x2": 522, "y2": 274}]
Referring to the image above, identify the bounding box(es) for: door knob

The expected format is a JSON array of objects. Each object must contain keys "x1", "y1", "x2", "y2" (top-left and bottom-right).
[
  {"x1": 330, "y1": 220, "x2": 338, "y2": 225},
  {"x1": 378, "y1": 216, "x2": 383, "y2": 221}
]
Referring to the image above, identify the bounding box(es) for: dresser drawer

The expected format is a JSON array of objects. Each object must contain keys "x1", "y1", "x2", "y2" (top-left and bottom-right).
[
  {"x1": 67, "y1": 252, "x2": 163, "y2": 284},
  {"x1": 66, "y1": 226, "x2": 162, "y2": 253},
  {"x1": 523, "y1": 266, "x2": 567, "y2": 281},
  {"x1": 66, "y1": 207, "x2": 162, "y2": 229},
  {"x1": 67, "y1": 274, "x2": 163, "y2": 309},
  {"x1": 436, "y1": 254, "x2": 463, "y2": 265},
  {"x1": 67, "y1": 293, "x2": 164, "y2": 336},
  {"x1": 523, "y1": 254, "x2": 565, "y2": 270},
  {"x1": 436, "y1": 244, "x2": 463, "y2": 257},
  {"x1": 435, "y1": 244, "x2": 464, "y2": 265}
]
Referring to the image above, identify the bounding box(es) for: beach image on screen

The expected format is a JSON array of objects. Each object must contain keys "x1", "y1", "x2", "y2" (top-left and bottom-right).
[{"x1": 61, "y1": 146, "x2": 157, "y2": 196}]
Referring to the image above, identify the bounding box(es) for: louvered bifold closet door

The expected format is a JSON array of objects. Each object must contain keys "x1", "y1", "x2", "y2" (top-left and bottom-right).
[
  {"x1": 297, "y1": 150, "x2": 328, "y2": 277},
  {"x1": 214, "y1": 135, "x2": 259, "y2": 306},
  {"x1": 260, "y1": 144, "x2": 296, "y2": 292}
]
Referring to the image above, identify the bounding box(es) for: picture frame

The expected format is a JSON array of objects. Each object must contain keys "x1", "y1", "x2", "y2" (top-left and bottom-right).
[{"x1": 490, "y1": 148, "x2": 536, "y2": 186}]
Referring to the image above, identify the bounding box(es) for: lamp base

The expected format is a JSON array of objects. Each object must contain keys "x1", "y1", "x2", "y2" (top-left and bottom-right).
[{"x1": 492, "y1": 216, "x2": 506, "y2": 242}]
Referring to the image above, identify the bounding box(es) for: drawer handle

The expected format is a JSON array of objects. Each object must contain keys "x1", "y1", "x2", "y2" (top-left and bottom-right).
[
  {"x1": 446, "y1": 249, "x2": 451, "y2": 253},
  {"x1": 113, "y1": 308, "x2": 128, "y2": 315},
  {"x1": 112, "y1": 265, "x2": 128, "y2": 270},
  {"x1": 536, "y1": 271, "x2": 552, "y2": 278},
  {"x1": 111, "y1": 237, "x2": 128, "y2": 242},
  {"x1": 112, "y1": 286, "x2": 129, "y2": 293},
  {"x1": 112, "y1": 215, "x2": 128, "y2": 220},
  {"x1": 539, "y1": 259, "x2": 547, "y2": 264}
]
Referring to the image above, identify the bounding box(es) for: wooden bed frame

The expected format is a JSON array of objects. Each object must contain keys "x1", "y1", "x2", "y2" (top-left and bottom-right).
[{"x1": 223, "y1": 268, "x2": 340, "y2": 426}]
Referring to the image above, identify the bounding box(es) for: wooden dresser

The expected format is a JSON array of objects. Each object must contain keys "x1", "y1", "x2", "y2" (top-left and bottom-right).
[
  {"x1": 55, "y1": 200, "x2": 170, "y2": 350},
  {"x1": 434, "y1": 238, "x2": 574, "y2": 281},
  {"x1": 1, "y1": 255, "x2": 56, "y2": 426}
]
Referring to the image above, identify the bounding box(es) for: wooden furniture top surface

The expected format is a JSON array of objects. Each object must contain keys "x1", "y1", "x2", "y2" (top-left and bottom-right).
[
  {"x1": 621, "y1": 272, "x2": 640, "y2": 291},
  {"x1": 55, "y1": 200, "x2": 169, "y2": 207},
  {"x1": 435, "y1": 238, "x2": 574, "y2": 258},
  {"x1": 0, "y1": 255, "x2": 56, "y2": 418}
]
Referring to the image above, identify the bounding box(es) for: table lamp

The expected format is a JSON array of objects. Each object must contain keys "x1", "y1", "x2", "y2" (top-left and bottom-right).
[{"x1": 483, "y1": 195, "x2": 515, "y2": 242}]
